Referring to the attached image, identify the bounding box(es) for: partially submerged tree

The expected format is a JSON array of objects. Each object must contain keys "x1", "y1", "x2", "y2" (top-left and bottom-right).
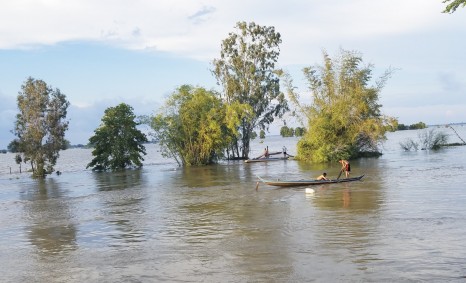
[
  {"x1": 13, "y1": 77, "x2": 70, "y2": 177},
  {"x1": 7, "y1": 139, "x2": 20, "y2": 153},
  {"x1": 400, "y1": 129, "x2": 448, "y2": 151},
  {"x1": 442, "y1": 0, "x2": 466, "y2": 13},
  {"x1": 285, "y1": 49, "x2": 394, "y2": 162},
  {"x1": 212, "y1": 21, "x2": 288, "y2": 159},
  {"x1": 418, "y1": 129, "x2": 448, "y2": 150},
  {"x1": 150, "y1": 85, "x2": 252, "y2": 166},
  {"x1": 87, "y1": 103, "x2": 147, "y2": 171}
]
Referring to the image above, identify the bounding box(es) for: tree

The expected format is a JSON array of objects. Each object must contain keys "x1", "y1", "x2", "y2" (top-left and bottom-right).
[
  {"x1": 7, "y1": 139, "x2": 21, "y2": 153},
  {"x1": 87, "y1": 103, "x2": 147, "y2": 171},
  {"x1": 15, "y1": 154, "x2": 22, "y2": 173},
  {"x1": 259, "y1": 130, "x2": 266, "y2": 139},
  {"x1": 285, "y1": 49, "x2": 394, "y2": 162},
  {"x1": 443, "y1": 0, "x2": 466, "y2": 13},
  {"x1": 212, "y1": 21, "x2": 288, "y2": 159},
  {"x1": 13, "y1": 77, "x2": 70, "y2": 177},
  {"x1": 409, "y1": 122, "x2": 427, "y2": 130},
  {"x1": 384, "y1": 116, "x2": 399, "y2": 132},
  {"x1": 280, "y1": 126, "x2": 294, "y2": 137},
  {"x1": 396, "y1": 122, "x2": 426, "y2": 131},
  {"x1": 150, "y1": 85, "x2": 252, "y2": 166},
  {"x1": 295, "y1": 127, "x2": 306, "y2": 137},
  {"x1": 400, "y1": 129, "x2": 448, "y2": 151}
]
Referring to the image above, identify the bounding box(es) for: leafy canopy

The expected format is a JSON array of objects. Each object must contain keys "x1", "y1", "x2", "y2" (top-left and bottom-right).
[
  {"x1": 442, "y1": 0, "x2": 466, "y2": 13},
  {"x1": 285, "y1": 49, "x2": 395, "y2": 163},
  {"x1": 212, "y1": 21, "x2": 288, "y2": 159},
  {"x1": 150, "y1": 85, "x2": 252, "y2": 166},
  {"x1": 13, "y1": 77, "x2": 70, "y2": 177},
  {"x1": 87, "y1": 103, "x2": 147, "y2": 171}
]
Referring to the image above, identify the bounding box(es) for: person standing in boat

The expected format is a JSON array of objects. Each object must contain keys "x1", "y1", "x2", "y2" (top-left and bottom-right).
[
  {"x1": 316, "y1": 172, "x2": 329, "y2": 180},
  {"x1": 264, "y1": 147, "x2": 269, "y2": 158},
  {"x1": 339, "y1": 159, "x2": 350, "y2": 178},
  {"x1": 256, "y1": 146, "x2": 269, "y2": 159}
]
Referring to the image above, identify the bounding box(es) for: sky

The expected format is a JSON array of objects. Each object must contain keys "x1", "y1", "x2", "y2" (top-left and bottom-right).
[{"x1": 0, "y1": 0, "x2": 465, "y2": 149}]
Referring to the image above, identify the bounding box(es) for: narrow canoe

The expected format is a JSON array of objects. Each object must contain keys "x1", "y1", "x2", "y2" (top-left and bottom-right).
[
  {"x1": 245, "y1": 157, "x2": 289, "y2": 163},
  {"x1": 257, "y1": 175, "x2": 364, "y2": 187}
]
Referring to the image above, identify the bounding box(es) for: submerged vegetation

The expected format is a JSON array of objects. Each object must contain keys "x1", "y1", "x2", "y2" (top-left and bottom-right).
[
  {"x1": 400, "y1": 126, "x2": 466, "y2": 151},
  {"x1": 212, "y1": 21, "x2": 288, "y2": 160},
  {"x1": 7, "y1": 19, "x2": 466, "y2": 173},
  {"x1": 284, "y1": 49, "x2": 395, "y2": 163},
  {"x1": 400, "y1": 129, "x2": 448, "y2": 151},
  {"x1": 13, "y1": 77, "x2": 70, "y2": 178},
  {"x1": 87, "y1": 103, "x2": 147, "y2": 171},
  {"x1": 149, "y1": 85, "x2": 252, "y2": 166}
]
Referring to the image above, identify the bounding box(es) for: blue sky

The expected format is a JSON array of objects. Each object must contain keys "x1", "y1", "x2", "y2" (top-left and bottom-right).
[{"x1": 1, "y1": 0, "x2": 465, "y2": 149}]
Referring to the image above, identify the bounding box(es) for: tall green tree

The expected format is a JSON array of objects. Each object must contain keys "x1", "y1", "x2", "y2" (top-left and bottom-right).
[
  {"x1": 259, "y1": 130, "x2": 266, "y2": 139},
  {"x1": 150, "y1": 85, "x2": 252, "y2": 166},
  {"x1": 280, "y1": 126, "x2": 294, "y2": 137},
  {"x1": 7, "y1": 139, "x2": 20, "y2": 153},
  {"x1": 87, "y1": 103, "x2": 147, "y2": 171},
  {"x1": 212, "y1": 21, "x2": 288, "y2": 159},
  {"x1": 285, "y1": 49, "x2": 394, "y2": 163},
  {"x1": 13, "y1": 77, "x2": 69, "y2": 177},
  {"x1": 442, "y1": 0, "x2": 466, "y2": 13}
]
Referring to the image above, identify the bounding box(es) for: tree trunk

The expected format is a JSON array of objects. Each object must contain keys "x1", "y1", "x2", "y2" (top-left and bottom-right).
[{"x1": 240, "y1": 126, "x2": 251, "y2": 159}]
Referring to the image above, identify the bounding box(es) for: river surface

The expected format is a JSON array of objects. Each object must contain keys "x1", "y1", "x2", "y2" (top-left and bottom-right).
[{"x1": 1, "y1": 126, "x2": 466, "y2": 282}]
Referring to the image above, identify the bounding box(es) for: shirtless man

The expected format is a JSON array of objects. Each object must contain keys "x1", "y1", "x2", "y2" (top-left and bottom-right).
[
  {"x1": 339, "y1": 159, "x2": 350, "y2": 178},
  {"x1": 316, "y1": 172, "x2": 329, "y2": 181}
]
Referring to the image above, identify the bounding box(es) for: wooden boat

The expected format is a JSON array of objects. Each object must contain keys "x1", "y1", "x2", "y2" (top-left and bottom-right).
[
  {"x1": 257, "y1": 175, "x2": 364, "y2": 187},
  {"x1": 245, "y1": 157, "x2": 289, "y2": 163}
]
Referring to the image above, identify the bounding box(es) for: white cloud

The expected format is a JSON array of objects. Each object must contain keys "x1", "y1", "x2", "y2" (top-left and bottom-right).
[{"x1": 0, "y1": 0, "x2": 457, "y2": 63}]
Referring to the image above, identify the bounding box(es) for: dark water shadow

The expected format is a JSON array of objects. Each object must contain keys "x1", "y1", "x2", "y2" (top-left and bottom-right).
[
  {"x1": 90, "y1": 169, "x2": 148, "y2": 244},
  {"x1": 92, "y1": 168, "x2": 144, "y2": 191},
  {"x1": 20, "y1": 178, "x2": 78, "y2": 257}
]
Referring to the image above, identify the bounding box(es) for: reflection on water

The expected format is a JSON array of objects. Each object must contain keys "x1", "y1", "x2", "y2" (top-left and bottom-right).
[
  {"x1": 1, "y1": 131, "x2": 466, "y2": 282},
  {"x1": 21, "y1": 179, "x2": 78, "y2": 256},
  {"x1": 91, "y1": 169, "x2": 148, "y2": 245},
  {"x1": 93, "y1": 169, "x2": 144, "y2": 191}
]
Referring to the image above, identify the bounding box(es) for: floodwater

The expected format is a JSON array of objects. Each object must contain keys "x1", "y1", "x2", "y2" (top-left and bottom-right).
[{"x1": 1, "y1": 126, "x2": 466, "y2": 282}]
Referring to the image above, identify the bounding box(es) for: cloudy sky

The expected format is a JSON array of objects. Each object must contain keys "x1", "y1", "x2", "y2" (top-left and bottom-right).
[{"x1": 0, "y1": 0, "x2": 465, "y2": 148}]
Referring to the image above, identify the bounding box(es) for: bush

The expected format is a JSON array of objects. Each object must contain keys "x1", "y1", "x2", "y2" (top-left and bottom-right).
[{"x1": 399, "y1": 129, "x2": 448, "y2": 151}]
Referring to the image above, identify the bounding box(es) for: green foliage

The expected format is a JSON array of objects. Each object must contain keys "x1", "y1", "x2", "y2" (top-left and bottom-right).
[
  {"x1": 442, "y1": 0, "x2": 466, "y2": 13},
  {"x1": 7, "y1": 139, "x2": 20, "y2": 153},
  {"x1": 280, "y1": 126, "x2": 294, "y2": 137},
  {"x1": 259, "y1": 130, "x2": 265, "y2": 139},
  {"x1": 13, "y1": 77, "x2": 70, "y2": 177},
  {"x1": 285, "y1": 49, "x2": 394, "y2": 163},
  {"x1": 15, "y1": 154, "x2": 22, "y2": 164},
  {"x1": 400, "y1": 129, "x2": 448, "y2": 151},
  {"x1": 61, "y1": 139, "x2": 71, "y2": 150},
  {"x1": 419, "y1": 129, "x2": 448, "y2": 150},
  {"x1": 384, "y1": 117, "x2": 399, "y2": 132},
  {"x1": 212, "y1": 21, "x2": 288, "y2": 159},
  {"x1": 294, "y1": 127, "x2": 306, "y2": 136},
  {"x1": 397, "y1": 122, "x2": 427, "y2": 130},
  {"x1": 410, "y1": 122, "x2": 427, "y2": 130},
  {"x1": 87, "y1": 103, "x2": 147, "y2": 171},
  {"x1": 150, "y1": 85, "x2": 252, "y2": 166}
]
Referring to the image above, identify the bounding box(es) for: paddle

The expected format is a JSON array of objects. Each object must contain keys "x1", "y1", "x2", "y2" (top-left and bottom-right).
[{"x1": 336, "y1": 169, "x2": 343, "y2": 180}]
